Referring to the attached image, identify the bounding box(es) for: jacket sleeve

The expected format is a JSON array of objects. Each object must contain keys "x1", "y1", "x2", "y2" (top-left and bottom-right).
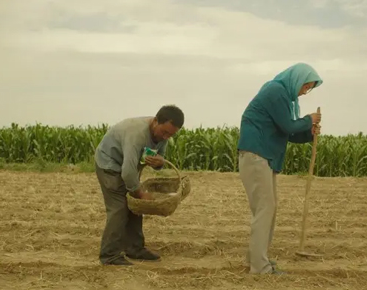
[
  {"x1": 120, "y1": 137, "x2": 143, "y2": 192},
  {"x1": 288, "y1": 130, "x2": 314, "y2": 143},
  {"x1": 262, "y1": 90, "x2": 313, "y2": 135}
]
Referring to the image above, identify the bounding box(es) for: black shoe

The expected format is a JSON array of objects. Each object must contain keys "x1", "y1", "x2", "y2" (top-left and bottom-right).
[
  {"x1": 126, "y1": 248, "x2": 161, "y2": 261},
  {"x1": 103, "y1": 256, "x2": 133, "y2": 266}
]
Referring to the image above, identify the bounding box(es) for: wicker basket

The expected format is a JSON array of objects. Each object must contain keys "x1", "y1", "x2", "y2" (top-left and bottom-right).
[{"x1": 126, "y1": 160, "x2": 191, "y2": 217}]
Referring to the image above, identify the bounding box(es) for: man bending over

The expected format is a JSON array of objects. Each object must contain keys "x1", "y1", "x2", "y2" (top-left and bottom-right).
[{"x1": 94, "y1": 105, "x2": 184, "y2": 265}]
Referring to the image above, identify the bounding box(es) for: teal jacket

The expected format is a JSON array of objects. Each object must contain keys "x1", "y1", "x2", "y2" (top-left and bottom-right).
[{"x1": 237, "y1": 63, "x2": 323, "y2": 173}]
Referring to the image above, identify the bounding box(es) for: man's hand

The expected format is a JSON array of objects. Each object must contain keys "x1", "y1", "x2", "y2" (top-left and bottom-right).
[
  {"x1": 311, "y1": 124, "x2": 321, "y2": 136},
  {"x1": 133, "y1": 188, "x2": 154, "y2": 200},
  {"x1": 139, "y1": 191, "x2": 154, "y2": 200},
  {"x1": 145, "y1": 155, "x2": 165, "y2": 168}
]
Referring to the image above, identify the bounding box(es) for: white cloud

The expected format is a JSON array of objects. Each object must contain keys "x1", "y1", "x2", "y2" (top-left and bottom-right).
[
  {"x1": 310, "y1": 0, "x2": 330, "y2": 8},
  {"x1": 336, "y1": 0, "x2": 367, "y2": 17},
  {"x1": 3, "y1": 1, "x2": 364, "y2": 63},
  {"x1": 310, "y1": 0, "x2": 367, "y2": 18},
  {"x1": 0, "y1": 0, "x2": 366, "y2": 135}
]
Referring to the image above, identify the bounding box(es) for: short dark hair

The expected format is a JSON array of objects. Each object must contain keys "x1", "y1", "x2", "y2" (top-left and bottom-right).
[{"x1": 156, "y1": 105, "x2": 184, "y2": 128}]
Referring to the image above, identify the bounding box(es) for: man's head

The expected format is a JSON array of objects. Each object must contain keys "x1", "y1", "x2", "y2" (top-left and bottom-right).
[{"x1": 150, "y1": 105, "x2": 184, "y2": 142}]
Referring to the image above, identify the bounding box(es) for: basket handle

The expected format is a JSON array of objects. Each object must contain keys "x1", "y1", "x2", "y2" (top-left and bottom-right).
[
  {"x1": 163, "y1": 159, "x2": 181, "y2": 184},
  {"x1": 138, "y1": 159, "x2": 181, "y2": 185}
]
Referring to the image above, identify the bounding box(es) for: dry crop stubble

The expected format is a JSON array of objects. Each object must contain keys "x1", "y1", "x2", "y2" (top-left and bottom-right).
[{"x1": 0, "y1": 169, "x2": 367, "y2": 290}]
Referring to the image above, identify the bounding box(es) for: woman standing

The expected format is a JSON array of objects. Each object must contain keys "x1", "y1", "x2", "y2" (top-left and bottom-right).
[{"x1": 237, "y1": 63, "x2": 323, "y2": 275}]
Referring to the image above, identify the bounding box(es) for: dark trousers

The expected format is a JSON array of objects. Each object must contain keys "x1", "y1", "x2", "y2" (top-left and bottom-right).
[{"x1": 95, "y1": 164, "x2": 145, "y2": 264}]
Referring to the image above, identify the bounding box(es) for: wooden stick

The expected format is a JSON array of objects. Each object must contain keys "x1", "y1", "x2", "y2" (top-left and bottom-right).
[{"x1": 298, "y1": 107, "x2": 320, "y2": 252}]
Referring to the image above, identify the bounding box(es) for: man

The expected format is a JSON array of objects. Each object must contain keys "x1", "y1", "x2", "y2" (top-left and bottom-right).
[{"x1": 94, "y1": 105, "x2": 184, "y2": 265}]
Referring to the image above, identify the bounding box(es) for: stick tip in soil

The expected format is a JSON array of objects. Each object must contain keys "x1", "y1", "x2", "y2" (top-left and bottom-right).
[{"x1": 295, "y1": 251, "x2": 323, "y2": 258}]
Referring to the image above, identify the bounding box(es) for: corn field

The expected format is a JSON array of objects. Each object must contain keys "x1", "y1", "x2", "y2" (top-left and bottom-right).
[{"x1": 0, "y1": 123, "x2": 366, "y2": 177}]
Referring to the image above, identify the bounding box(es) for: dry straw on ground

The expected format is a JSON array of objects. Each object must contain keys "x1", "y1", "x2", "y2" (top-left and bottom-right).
[{"x1": 1, "y1": 169, "x2": 367, "y2": 290}]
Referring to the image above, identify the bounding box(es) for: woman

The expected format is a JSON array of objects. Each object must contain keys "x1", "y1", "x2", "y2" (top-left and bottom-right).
[{"x1": 237, "y1": 63, "x2": 323, "y2": 275}]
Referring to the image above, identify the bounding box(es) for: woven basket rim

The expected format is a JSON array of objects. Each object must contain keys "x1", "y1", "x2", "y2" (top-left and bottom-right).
[
  {"x1": 126, "y1": 161, "x2": 191, "y2": 216},
  {"x1": 139, "y1": 159, "x2": 182, "y2": 187}
]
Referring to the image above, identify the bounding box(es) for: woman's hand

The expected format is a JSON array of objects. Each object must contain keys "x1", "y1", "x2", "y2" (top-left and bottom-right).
[
  {"x1": 310, "y1": 112, "x2": 321, "y2": 124},
  {"x1": 311, "y1": 124, "x2": 321, "y2": 135}
]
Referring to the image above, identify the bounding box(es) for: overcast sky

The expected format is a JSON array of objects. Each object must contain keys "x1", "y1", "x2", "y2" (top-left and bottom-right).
[{"x1": 1, "y1": 0, "x2": 366, "y2": 136}]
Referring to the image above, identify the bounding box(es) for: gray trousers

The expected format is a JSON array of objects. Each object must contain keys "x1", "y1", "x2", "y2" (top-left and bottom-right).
[
  {"x1": 95, "y1": 164, "x2": 145, "y2": 264},
  {"x1": 239, "y1": 151, "x2": 277, "y2": 274}
]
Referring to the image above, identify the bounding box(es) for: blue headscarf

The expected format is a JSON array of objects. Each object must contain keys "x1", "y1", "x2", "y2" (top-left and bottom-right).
[{"x1": 273, "y1": 63, "x2": 323, "y2": 120}]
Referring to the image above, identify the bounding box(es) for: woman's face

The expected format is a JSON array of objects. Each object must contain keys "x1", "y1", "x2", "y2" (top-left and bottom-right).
[{"x1": 298, "y1": 81, "x2": 316, "y2": 96}]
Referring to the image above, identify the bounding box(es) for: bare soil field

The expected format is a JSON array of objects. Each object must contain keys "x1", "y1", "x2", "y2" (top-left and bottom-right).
[{"x1": 1, "y1": 169, "x2": 367, "y2": 290}]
